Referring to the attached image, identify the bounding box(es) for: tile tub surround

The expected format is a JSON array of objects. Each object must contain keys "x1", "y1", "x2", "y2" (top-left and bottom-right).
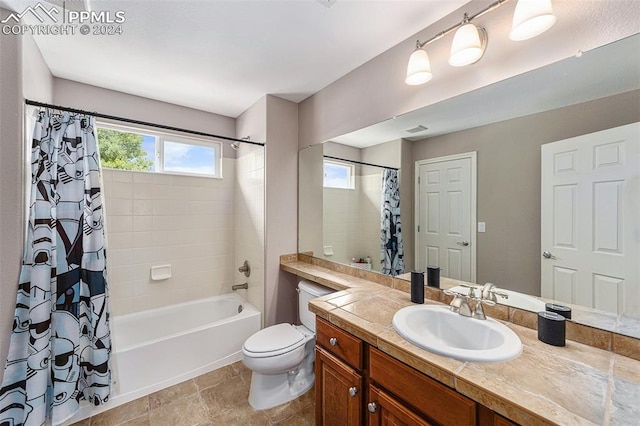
[
  {"x1": 70, "y1": 361, "x2": 314, "y2": 426},
  {"x1": 280, "y1": 255, "x2": 640, "y2": 425},
  {"x1": 103, "y1": 167, "x2": 237, "y2": 316}
]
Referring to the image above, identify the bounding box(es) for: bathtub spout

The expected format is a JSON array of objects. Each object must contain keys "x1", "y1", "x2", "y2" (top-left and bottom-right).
[{"x1": 232, "y1": 283, "x2": 248, "y2": 291}]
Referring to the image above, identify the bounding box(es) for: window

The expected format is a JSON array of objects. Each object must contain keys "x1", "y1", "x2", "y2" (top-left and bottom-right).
[
  {"x1": 323, "y1": 160, "x2": 354, "y2": 189},
  {"x1": 161, "y1": 139, "x2": 219, "y2": 176},
  {"x1": 96, "y1": 124, "x2": 222, "y2": 178}
]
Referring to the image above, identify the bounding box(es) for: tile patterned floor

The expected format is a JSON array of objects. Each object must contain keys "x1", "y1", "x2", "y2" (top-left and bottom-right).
[{"x1": 71, "y1": 361, "x2": 315, "y2": 425}]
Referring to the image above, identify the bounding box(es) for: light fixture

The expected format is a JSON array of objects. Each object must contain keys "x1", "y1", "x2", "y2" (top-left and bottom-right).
[
  {"x1": 509, "y1": 0, "x2": 556, "y2": 41},
  {"x1": 449, "y1": 14, "x2": 487, "y2": 67},
  {"x1": 405, "y1": 0, "x2": 556, "y2": 85},
  {"x1": 405, "y1": 43, "x2": 433, "y2": 85}
]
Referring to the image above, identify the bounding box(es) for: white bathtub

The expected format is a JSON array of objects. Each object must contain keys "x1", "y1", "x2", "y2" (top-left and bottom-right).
[{"x1": 68, "y1": 293, "x2": 260, "y2": 424}]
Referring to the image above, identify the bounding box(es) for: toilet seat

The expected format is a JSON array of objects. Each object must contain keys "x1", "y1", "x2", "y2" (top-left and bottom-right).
[{"x1": 242, "y1": 323, "x2": 307, "y2": 358}]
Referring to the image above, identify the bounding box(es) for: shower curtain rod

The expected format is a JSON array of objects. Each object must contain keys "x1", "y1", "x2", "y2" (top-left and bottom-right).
[
  {"x1": 24, "y1": 99, "x2": 265, "y2": 146},
  {"x1": 323, "y1": 155, "x2": 398, "y2": 171}
]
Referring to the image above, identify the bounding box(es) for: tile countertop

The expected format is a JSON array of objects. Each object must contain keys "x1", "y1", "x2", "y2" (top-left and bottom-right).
[{"x1": 281, "y1": 258, "x2": 640, "y2": 426}]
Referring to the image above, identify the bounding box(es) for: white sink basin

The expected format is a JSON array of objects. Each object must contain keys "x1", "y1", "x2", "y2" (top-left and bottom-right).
[
  {"x1": 392, "y1": 305, "x2": 522, "y2": 363},
  {"x1": 449, "y1": 285, "x2": 546, "y2": 312}
]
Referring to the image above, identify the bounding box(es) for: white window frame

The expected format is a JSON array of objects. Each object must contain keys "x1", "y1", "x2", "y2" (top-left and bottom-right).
[
  {"x1": 323, "y1": 159, "x2": 355, "y2": 189},
  {"x1": 96, "y1": 122, "x2": 223, "y2": 179},
  {"x1": 158, "y1": 135, "x2": 222, "y2": 178}
]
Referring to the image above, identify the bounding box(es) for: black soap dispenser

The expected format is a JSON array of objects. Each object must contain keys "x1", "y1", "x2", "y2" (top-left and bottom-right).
[{"x1": 410, "y1": 271, "x2": 424, "y2": 304}]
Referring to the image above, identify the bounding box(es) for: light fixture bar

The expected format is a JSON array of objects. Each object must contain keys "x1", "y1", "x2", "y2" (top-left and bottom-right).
[{"x1": 416, "y1": 0, "x2": 512, "y2": 50}]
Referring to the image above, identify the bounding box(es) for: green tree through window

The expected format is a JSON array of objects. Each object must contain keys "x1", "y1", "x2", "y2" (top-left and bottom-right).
[{"x1": 97, "y1": 128, "x2": 153, "y2": 171}]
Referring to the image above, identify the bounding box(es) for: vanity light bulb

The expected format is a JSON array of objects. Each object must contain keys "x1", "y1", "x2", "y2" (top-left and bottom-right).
[
  {"x1": 405, "y1": 48, "x2": 433, "y2": 85},
  {"x1": 510, "y1": 0, "x2": 557, "y2": 41},
  {"x1": 449, "y1": 23, "x2": 487, "y2": 67}
]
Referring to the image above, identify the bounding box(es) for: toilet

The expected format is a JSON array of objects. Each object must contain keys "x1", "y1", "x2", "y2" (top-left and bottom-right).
[{"x1": 242, "y1": 280, "x2": 333, "y2": 410}]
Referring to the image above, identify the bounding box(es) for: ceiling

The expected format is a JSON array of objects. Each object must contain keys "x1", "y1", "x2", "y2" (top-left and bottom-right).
[{"x1": 1, "y1": 0, "x2": 468, "y2": 118}]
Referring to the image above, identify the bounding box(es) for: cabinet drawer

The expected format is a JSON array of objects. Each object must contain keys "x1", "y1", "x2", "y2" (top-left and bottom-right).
[
  {"x1": 369, "y1": 347, "x2": 476, "y2": 425},
  {"x1": 316, "y1": 317, "x2": 363, "y2": 370}
]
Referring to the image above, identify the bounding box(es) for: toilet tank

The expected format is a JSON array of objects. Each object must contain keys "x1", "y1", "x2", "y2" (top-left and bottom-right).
[{"x1": 298, "y1": 280, "x2": 333, "y2": 332}]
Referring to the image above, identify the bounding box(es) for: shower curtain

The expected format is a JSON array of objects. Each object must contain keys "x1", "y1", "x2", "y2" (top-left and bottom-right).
[
  {"x1": 0, "y1": 110, "x2": 111, "y2": 425},
  {"x1": 380, "y1": 169, "x2": 404, "y2": 276}
]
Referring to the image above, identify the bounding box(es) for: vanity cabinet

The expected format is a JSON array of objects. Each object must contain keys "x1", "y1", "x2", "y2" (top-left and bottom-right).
[
  {"x1": 315, "y1": 317, "x2": 517, "y2": 426},
  {"x1": 315, "y1": 317, "x2": 364, "y2": 425}
]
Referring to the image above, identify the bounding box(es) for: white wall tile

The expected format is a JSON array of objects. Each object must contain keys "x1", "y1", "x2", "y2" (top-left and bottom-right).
[
  {"x1": 109, "y1": 182, "x2": 133, "y2": 199},
  {"x1": 107, "y1": 216, "x2": 133, "y2": 233},
  {"x1": 105, "y1": 157, "x2": 254, "y2": 316},
  {"x1": 111, "y1": 171, "x2": 133, "y2": 183},
  {"x1": 133, "y1": 171, "x2": 155, "y2": 184},
  {"x1": 133, "y1": 199, "x2": 153, "y2": 216},
  {"x1": 108, "y1": 232, "x2": 133, "y2": 250},
  {"x1": 132, "y1": 216, "x2": 153, "y2": 232},
  {"x1": 107, "y1": 199, "x2": 133, "y2": 216},
  {"x1": 109, "y1": 248, "x2": 133, "y2": 267},
  {"x1": 132, "y1": 231, "x2": 154, "y2": 248},
  {"x1": 132, "y1": 183, "x2": 154, "y2": 200}
]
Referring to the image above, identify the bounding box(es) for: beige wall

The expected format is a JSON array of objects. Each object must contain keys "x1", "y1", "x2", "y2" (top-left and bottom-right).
[
  {"x1": 0, "y1": 17, "x2": 24, "y2": 384},
  {"x1": 0, "y1": 25, "x2": 54, "y2": 383},
  {"x1": 298, "y1": 144, "x2": 323, "y2": 257},
  {"x1": 298, "y1": 0, "x2": 640, "y2": 148},
  {"x1": 264, "y1": 95, "x2": 299, "y2": 325},
  {"x1": 412, "y1": 90, "x2": 640, "y2": 296},
  {"x1": 53, "y1": 79, "x2": 238, "y2": 158},
  {"x1": 22, "y1": 33, "x2": 53, "y2": 102},
  {"x1": 236, "y1": 95, "x2": 299, "y2": 326}
]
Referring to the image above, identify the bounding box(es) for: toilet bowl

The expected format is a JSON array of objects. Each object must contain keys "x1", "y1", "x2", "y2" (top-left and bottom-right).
[{"x1": 241, "y1": 280, "x2": 333, "y2": 410}]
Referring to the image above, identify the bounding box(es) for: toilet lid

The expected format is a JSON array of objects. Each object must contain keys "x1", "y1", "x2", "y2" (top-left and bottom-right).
[{"x1": 243, "y1": 323, "x2": 304, "y2": 355}]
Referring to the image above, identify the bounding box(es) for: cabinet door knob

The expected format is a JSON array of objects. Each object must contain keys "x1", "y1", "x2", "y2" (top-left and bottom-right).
[
  {"x1": 348, "y1": 387, "x2": 358, "y2": 397},
  {"x1": 329, "y1": 337, "x2": 337, "y2": 346},
  {"x1": 367, "y1": 402, "x2": 378, "y2": 413}
]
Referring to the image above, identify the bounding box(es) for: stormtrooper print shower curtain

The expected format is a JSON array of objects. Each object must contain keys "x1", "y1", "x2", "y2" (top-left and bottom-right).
[
  {"x1": 380, "y1": 169, "x2": 404, "y2": 276},
  {"x1": 0, "y1": 110, "x2": 111, "y2": 425}
]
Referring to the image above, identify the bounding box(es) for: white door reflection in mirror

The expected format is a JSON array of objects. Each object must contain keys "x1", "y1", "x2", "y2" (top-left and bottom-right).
[
  {"x1": 416, "y1": 152, "x2": 476, "y2": 282},
  {"x1": 541, "y1": 122, "x2": 640, "y2": 315}
]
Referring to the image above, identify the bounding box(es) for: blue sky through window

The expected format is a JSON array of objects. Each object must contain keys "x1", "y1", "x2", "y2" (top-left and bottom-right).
[
  {"x1": 163, "y1": 141, "x2": 216, "y2": 175},
  {"x1": 142, "y1": 135, "x2": 155, "y2": 171},
  {"x1": 324, "y1": 161, "x2": 352, "y2": 188}
]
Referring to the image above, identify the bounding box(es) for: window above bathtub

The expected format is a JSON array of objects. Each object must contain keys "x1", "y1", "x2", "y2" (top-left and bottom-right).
[
  {"x1": 96, "y1": 123, "x2": 223, "y2": 178},
  {"x1": 323, "y1": 160, "x2": 354, "y2": 189}
]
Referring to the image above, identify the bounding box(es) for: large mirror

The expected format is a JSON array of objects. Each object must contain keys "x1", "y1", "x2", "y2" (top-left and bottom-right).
[{"x1": 298, "y1": 34, "x2": 640, "y2": 336}]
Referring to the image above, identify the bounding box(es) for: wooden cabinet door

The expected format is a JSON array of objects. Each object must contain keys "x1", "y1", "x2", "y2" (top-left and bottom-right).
[
  {"x1": 315, "y1": 347, "x2": 362, "y2": 425},
  {"x1": 367, "y1": 384, "x2": 432, "y2": 426}
]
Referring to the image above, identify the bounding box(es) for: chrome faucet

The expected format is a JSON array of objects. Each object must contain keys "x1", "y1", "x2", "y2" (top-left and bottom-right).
[
  {"x1": 449, "y1": 293, "x2": 473, "y2": 317},
  {"x1": 481, "y1": 282, "x2": 509, "y2": 303},
  {"x1": 446, "y1": 284, "x2": 496, "y2": 320},
  {"x1": 232, "y1": 283, "x2": 248, "y2": 291}
]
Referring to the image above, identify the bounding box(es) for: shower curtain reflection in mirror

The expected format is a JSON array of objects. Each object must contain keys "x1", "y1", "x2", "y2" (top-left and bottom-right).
[{"x1": 381, "y1": 169, "x2": 404, "y2": 276}]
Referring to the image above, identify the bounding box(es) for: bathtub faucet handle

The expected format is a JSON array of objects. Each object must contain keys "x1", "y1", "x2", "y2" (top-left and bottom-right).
[{"x1": 238, "y1": 260, "x2": 251, "y2": 277}]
